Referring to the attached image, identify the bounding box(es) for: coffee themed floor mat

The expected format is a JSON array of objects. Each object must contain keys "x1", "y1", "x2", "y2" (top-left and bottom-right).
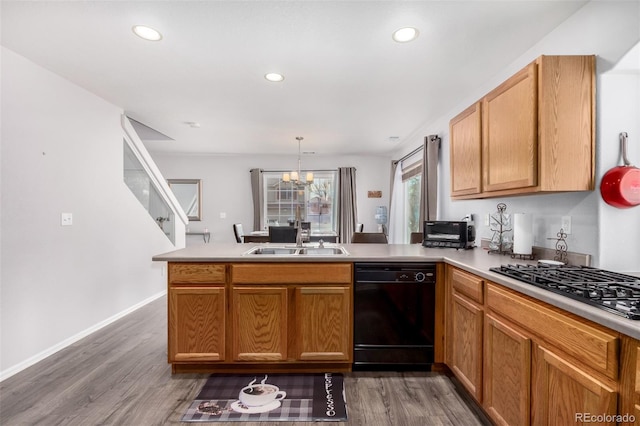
[{"x1": 181, "y1": 373, "x2": 347, "y2": 422}]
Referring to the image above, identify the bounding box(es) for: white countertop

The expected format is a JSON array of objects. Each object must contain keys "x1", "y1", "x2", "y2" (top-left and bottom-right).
[{"x1": 153, "y1": 243, "x2": 640, "y2": 340}]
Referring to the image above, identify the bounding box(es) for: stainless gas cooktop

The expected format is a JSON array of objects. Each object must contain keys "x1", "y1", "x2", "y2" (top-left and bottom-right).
[{"x1": 490, "y1": 264, "x2": 640, "y2": 320}]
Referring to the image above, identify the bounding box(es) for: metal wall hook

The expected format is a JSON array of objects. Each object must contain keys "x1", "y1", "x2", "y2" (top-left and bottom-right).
[{"x1": 620, "y1": 132, "x2": 631, "y2": 166}]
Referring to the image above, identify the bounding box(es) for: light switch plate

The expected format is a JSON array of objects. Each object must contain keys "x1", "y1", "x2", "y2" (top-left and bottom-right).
[{"x1": 61, "y1": 213, "x2": 73, "y2": 226}]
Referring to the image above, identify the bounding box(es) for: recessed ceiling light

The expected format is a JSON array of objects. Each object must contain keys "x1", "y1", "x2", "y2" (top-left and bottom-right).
[
  {"x1": 132, "y1": 25, "x2": 163, "y2": 41},
  {"x1": 185, "y1": 121, "x2": 201, "y2": 128},
  {"x1": 392, "y1": 27, "x2": 419, "y2": 43},
  {"x1": 265, "y1": 73, "x2": 285, "y2": 82}
]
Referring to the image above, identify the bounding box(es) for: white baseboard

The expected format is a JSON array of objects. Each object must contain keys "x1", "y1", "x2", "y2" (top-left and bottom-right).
[{"x1": 0, "y1": 290, "x2": 167, "y2": 382}]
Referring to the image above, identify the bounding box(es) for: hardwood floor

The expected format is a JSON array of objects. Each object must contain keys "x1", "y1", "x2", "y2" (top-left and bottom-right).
[{"x1": 0, "y1": 296, "x2": 489, "y2": 425}]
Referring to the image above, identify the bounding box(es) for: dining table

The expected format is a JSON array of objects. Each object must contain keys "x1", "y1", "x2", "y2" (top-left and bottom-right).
[{"x1": 242, "y1": 230, "x2": 337, "y2": 243}]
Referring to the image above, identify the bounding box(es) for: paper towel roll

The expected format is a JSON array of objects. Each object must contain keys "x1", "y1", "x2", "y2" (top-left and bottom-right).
[{"x1": 513, "y1": 213, "x2": 533, "y2": 255}]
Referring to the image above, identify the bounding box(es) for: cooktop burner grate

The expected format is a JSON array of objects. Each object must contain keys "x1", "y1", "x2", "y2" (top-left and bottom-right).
[{"x1": 489, "y1": 264, "x2": 640, "y2": 320}]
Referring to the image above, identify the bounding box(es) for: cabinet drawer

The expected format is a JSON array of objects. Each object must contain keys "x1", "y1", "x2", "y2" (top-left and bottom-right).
[
  {"x1": 486, "y1": 283, "x2": 618, "y2": 380},
  {"x1": 232, "y1": 263, "x2": 352, "y2": 284},
  {"x1": 169, "y1": 263, "x2": 226, "y2": 284},
  {"x1": 451, "y1": 267, "x2": 484, "y2": 304}
]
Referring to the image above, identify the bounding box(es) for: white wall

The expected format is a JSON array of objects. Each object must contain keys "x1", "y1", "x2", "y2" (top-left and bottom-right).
[
  {"x1": 597, "y1": 44, "x2": 640, "y2": 271},
  {"x1": 152, "y1": 153, "x2": 391, "y2": 244},
  {"x1": 0, "y1": 47, "x2": 177, "y2": 379},
  {"x1": 393, "y1": 1, "x2": 640, "y2": 271}
]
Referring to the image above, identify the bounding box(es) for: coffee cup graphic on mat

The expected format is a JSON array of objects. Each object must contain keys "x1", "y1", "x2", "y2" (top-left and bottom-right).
[{"x1": 239, "y1": 376, "x2": 286, "y2": 407}]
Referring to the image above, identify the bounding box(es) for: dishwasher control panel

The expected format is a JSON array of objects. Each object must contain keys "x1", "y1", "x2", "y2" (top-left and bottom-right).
[{"x1": 354, "y1": 263, "x2": 436, "y2": 284}]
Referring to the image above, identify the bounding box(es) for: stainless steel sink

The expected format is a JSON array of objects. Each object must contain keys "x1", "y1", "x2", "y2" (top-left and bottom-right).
[
  {"x1": 245, "y1": 247, "x2": 299, "y2": 255},
  {"x1": 244, "y1": 245, "x2": 348, "y2": 256},
  {"x1": 298, "y1": 247, "x2": 348, "y2": 255}
]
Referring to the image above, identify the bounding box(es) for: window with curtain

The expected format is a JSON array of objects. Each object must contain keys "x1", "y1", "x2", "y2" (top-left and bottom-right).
[
  {"x1": 262, "y1": 171, "x2": 338, "y2": 234},
  {"x1": 402, "y1": 160, "x2": 422, "y2": 243}
]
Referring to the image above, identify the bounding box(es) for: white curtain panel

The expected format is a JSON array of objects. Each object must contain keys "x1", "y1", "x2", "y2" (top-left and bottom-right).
[{"x1": 388, "y1": 161, "x2": 405, "y2": 244}]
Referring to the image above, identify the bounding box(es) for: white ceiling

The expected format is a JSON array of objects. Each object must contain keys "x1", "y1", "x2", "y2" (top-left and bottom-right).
[{"x1": 1, "y1": 1, "x2": 589, "y2": 156}]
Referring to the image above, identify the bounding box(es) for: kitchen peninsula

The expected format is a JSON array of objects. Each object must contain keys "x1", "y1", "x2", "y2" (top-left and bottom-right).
[{"x1": 154, "y1": 243, "x2": 640, "y2": 425}]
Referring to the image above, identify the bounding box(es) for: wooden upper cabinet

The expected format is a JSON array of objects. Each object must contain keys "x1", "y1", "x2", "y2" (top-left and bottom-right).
[
  {"x1": 450, "y1": 102, "x2": 482, "y2": 196},
  {"x1": 538, "y1": 55, "x2": 595, "y2": 191},
  {"x1": 482, "y1": 62, "x2": 538, "y2": 193},
  {"x1": 450, "y1": 55, "x2": 595, "y2": 199}
]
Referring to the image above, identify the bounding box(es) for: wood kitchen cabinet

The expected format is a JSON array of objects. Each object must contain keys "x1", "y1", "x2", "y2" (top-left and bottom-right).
[
  {"x1": 447, "y1": 267, "x2": 484, "y2": 402},
  {"x1": 619, "y1": 336, "x2": 640, "y2": 426},
  {"x1": 484, "y1": 313, "x2": 531, "y2": 426},
  {"x1": 230, "y1": 283, "x2": 351, "y2": 363},
  {"x1": 231, "y1": 286, "x2": 288, "y2": 361},
  {"x1": 531, "y1": 344, "x2": 617, "y2": 426},
  {"x1": 169, "y1": 287, "x2": 226, "y2": 362},
  {"x1": 231, "y1": 263, "x2": 352, "y2": 364},
  {"x1": 482, "y1": 62, "x2": 537, "y2": 193},
  {"x1": 444, "y1": 266, "x2": 629, "y2": 426},
  {"x1": 449, "y1": 55, "x2": 595, "y2": 199},
  {"x1": 167, "y1": 262, "x2": 353, "y2": 373},
  {"x1": 168, "y1": 263, "x2": 227, "y2": 364},
  {"x1": 295, "y1": 286, "x2": 351, "y2": 361},
  {"x1": 450, "y1": 102, "x2": 482, "y2": 197}
]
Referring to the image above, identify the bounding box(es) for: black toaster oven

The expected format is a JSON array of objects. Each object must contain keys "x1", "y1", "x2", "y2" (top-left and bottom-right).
[{"x1": 422, "y1": 221, "x2": 475, "y2": 249}]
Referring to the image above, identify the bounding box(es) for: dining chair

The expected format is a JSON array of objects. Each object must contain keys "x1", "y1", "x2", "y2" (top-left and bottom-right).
[
  {"x1": 410, "y1": 232, "x2": 424, "y2": 244},
  {"x1": 269, "y1": 226, "x2": 297, "y2": 243},
  {"x1": 351, "y1": 232, "x2": 388, "y2": 244},
  {"x1": 233, "y1": 223, "x2": 244, "y2": 243}
]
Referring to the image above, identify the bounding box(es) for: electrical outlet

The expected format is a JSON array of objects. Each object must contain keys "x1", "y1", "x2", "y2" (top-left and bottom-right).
[
  {"x1": 561, "y1": 215, "x2": 572, "y2": 234},
  {"x1": 484, "y1": 213, "x2": 490, "y2": 226},
  {"x1": 61, "y1": 212, "x2": 73, "y2": 226},
  {"x1": 219, "y1": 212, "x2": 226, "y2": 219}
]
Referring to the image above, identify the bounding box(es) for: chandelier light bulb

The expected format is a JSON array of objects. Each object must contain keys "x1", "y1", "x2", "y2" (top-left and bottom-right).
[{"x1": 282, "y1": 136, "x2": 312, "y2": 186}]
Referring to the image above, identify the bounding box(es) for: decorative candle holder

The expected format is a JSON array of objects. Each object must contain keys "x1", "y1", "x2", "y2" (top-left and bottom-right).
[{"x1": 547, "y1": 229, "x2": 568, "y2": 264}]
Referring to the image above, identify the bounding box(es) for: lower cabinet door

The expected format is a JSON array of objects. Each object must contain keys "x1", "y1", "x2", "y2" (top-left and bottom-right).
[
  {"x1": 450, "y1": 292, "x2": 484, "y2": 402},
  {"x1": 532, "y1": 345, "x2": 618, "y2": 426},
  {"x1": 232, "y1": 286, "x2": 288, "y2": 361},
  {"x1": 294, "y1": 286, "x2": 351, "y2": 361},
  {"x1": 619, "y1": 336, "x2": 640, "y2": 426},
  {"x1": 484, "y1": 313, "x2": 531, "y2": 426},
  {"x1": 169, "y1": 286, "x2": 226, "y2": 362}
]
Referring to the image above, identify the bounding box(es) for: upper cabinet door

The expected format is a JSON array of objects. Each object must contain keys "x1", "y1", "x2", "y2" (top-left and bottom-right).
[
  {"x1": 537, "y1": 55, "x2": 595, "y2": 192},
  {"x1": 450, "y1": 102, "x2": 482, "y2": 197},
  {"x1": 482, "y1": 62, "x2": 538, "y2": 193}
]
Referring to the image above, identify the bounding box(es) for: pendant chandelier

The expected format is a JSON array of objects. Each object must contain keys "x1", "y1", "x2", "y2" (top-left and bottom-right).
[{"x1": 282, "y1": 136, "x2": 313, "y2": 186}]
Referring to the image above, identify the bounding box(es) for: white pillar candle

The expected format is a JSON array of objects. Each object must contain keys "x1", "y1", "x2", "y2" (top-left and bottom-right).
[{"x1": 513, "y1": 213, "x2": 533, "y2": 255}]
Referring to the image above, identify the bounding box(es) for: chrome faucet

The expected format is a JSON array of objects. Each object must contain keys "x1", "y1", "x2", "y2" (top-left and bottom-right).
[{"x1": 295, "y1": 205, "x2": 304, "y2": 247}]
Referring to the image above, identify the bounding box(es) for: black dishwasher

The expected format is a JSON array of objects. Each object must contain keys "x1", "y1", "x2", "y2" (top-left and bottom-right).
[{"x1": 353, "y1": 262, "x2": 436, "y2": 370}]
